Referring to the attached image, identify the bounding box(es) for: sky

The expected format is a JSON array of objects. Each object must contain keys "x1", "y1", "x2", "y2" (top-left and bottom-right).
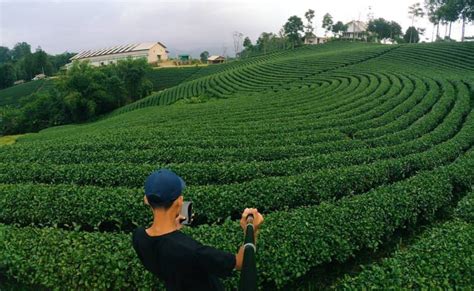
[{"x1": 0, "y1": 0, "x2": 473, "y2": 57}]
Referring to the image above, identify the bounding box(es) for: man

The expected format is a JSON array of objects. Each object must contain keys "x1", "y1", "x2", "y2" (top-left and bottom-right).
[{"x1": 132, "y1": 169, "x2": 264, "y2": 291}]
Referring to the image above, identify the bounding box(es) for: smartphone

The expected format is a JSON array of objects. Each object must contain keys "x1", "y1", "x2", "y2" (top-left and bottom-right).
[{"x1": 179, "y1": 201, "x2": 193, "y2": 225}]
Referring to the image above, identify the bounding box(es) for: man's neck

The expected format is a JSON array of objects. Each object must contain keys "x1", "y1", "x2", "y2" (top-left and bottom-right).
[{"x1": 146, "y1": 210, "x2": 177, "y2": 236}]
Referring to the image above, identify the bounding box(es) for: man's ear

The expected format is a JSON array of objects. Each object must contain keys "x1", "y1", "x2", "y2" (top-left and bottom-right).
[
  {"x1": 173, "y1": 196, "x2": 183, "y2": 210},
  {"x1": 144, "y1": 195, "x2": 149, "y2": 205}
]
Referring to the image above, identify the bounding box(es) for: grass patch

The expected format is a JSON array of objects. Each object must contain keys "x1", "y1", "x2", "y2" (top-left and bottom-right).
[{"x1": 0, "y1": 134, "x2": 25, "y2": 146}]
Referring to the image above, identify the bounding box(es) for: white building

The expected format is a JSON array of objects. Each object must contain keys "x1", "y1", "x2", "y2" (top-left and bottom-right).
[
  {"x1": 304, "y1": 34, "x2": 328, "y2": 45},
  {"x1": 342, "y1": 21, "x2": 368, "y2": 40},
  {"x1": 207, "y1": 55, "x2": 225, "y2": 64},
  {"x1": 68, "y1": 42, "x2": 169, "y2": 67},
  {"x1": 32, "y1": 73, "x2": 46, "y2": 80}
]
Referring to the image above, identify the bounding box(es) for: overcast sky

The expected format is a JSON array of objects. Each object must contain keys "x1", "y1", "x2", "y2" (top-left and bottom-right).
[{"x1": 0, "y1": 0, "x2": 473, "y2": 57}]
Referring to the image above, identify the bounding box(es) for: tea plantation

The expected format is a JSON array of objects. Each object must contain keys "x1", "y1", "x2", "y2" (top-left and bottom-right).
[
  {"x1": 147, "y1": 66, "x2": 203, "y2": 92},
  {"x1": 0, "y1": 41, "x2": 473, "y2": 289},
  {"x1": 0, "y1": 79, "x2": 54, "y2": 107}
]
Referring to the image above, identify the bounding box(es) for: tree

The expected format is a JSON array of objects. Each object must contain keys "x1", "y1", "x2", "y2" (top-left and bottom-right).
[
  {"x1": 0, "y1": 63, "x2": 16, "y2": 89},
  {"x1": 278, "y1": 28, "x2": 288, "y2": 49},
  {"x1": 332, "y1": 21, "x2": 348, "y2": 37},
  {"x1": 408, "y1": 2, "x2": 425, "y2": 43},
  {"x1": 115, "y1": 58, "x2": 151, "y2": 102},
  {"x1": 389, "y1": 21, "x2": 403, "y2": 40},
  {"x1": 200, "y1": 51, "x2": 209, "y2": 63},
  {"x1": 232, "y1": 31, "x2": 243, "y2": 58},
  {"x1": 368, "y1": 18, "x2": 403, "y2": 41},
  {"x1": 0, "y1": 46, "x2": 10, "y2": 64},
  {"x1": 368, "y1": 18, "x2": 391, "y2": 41},
  {"x1": 240, "y1": 37, "x2": 254, "y2": 58},
  {"x1": 283, "y1": 15, "x2": 304, "y2": 48},
  {"x1": 455, "y1": 0, "x2": 474, "y2": 42},
  {"x1": 433, "y1": 0, "x2": 459, "y2": 39},
  {"x1": 11, "y1": 42, "x2": 31, "y2": 61},
  {"x1": 257, "y1": 32, "x2": 276, "y2": 54},
  {"x1": 49, "y1": 52, "x2": 76, "y2": 72},
  {"x1": 424, "y1": 0, "x2": 474, "y2": 42},
  {"x1": 243, "y1": 37, "x2": 253, "y2": 50},
  {"x1": 304, "y1": 9, "x2": 316, "y2": 38},
  {"x1": 425, "y1": 0, "x2": 442, "y2": 41},
  {"x1": 322, "y1": 13, "x2": 334, "y2": 35},
  {"x1": 32, "y1": 47, "x2": 54, "y2": 76},
  {"x1": 16, "y1": 54, "x2": 35, "y2": 80},
  {"x1": 404, "y1": 26, "x2": 420, "y2": 43}
]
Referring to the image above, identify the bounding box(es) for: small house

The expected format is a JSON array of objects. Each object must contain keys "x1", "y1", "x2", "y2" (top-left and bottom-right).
[
  {"x1": 32, "y1": 74, "x2": 46, "y2": 81},
  {"x1": 305, "y1": 34, "x2": 328, "y2": 45},
  {"x1": 175, "y1": 54, "x2": 191, "y2": 65},
  {"x1": 208, "y1": 55, "x2": 225, "y2": 64},
  {"x1": 178, "y1": 54, "x2": 190, "y2": 62}
]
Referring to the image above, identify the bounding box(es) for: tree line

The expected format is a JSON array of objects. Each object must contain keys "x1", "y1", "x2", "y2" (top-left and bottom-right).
[
  {"x1": 0, "y1": 42, "x2": 75, "y2": 90},
  {"x1": 0, "y1": 58, "x2": 153, "y2": 135},
  {"x1": 425, "y1": 0, "x2": 474, "y2": 42},
  {"x1": 236, "y1": 1, "x2": 472, "y2": 58}
]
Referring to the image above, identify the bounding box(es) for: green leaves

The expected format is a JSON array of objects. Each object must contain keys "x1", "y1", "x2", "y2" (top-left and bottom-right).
[
  {"x1": 1, "y1": 42, "x2": 474, "y2": 289},
  {"x1": 337, "y1": 220, "x2": 474, "y2": 289}
]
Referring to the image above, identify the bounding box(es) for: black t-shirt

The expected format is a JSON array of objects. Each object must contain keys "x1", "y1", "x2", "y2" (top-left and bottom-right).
[{"x1": 132, "y1": 227, "x2": 236, "y2": 291}]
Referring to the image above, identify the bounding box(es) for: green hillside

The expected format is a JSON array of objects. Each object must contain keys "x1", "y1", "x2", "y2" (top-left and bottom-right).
[
  {"x1": 147, "y1": 66, "x2": 203, "y2": 92},
  {"x1": 1, "y1": 41, "x2": 474, "y2": 289},
  {"x1": 0, "y1": 79, "x2": 54, "y2": 107}
]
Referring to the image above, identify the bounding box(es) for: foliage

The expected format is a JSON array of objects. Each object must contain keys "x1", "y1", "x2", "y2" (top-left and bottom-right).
[
  {"x1": 1, "y1": 152, "x2": 473, "y2": 289},
  {"x1": 0, "y1": 58, "x2": 152, "y2": 134},
  {"x1": 337, "y1": 220, "x2": 474, "y2": 289},
  {"x1": 425, "y1": 0, "x2": 474, "y2": 41},
  {"x1": 200, "y1": 51, "x2": 209, "y2": 63},
  {"x1": 10, "y1": 42, "x2": 31, "y2": 61},
  {"x1": 367, "y1": 18, "x2": 403, "y2": 41},
  {"x1": 241, "y1": 32, "x2": 289, "y2": 57},
  {"x1": 304, "y1": 9, "x2": 316, "y2": 37},
  {"x1": 243, "y1": 37, "x2": 252, "y2": 50},
  {"x1": 0, "y1": 46, "x2": 10, "y2": 63},
  {"x1": 0, "y1": 42, "x2": 76, "y2": 91},
  {"x1": 454, "y1": 190, "x2": 474, "y2": 222},
  {"x1": 322, "y1": 13, "x2": 334, "y2": 35},
  {"x1": 283, "y1": 15, "x2": 304, "y2": 48},
  {"x1": 0, "y1": 79, "x2": 53, "y2": 107},
  {"x1": 404, "y1": 26, "x2": 421, "y2": 43},
  {"x1": 0, "y1": 42, "x2": 473, "y2": 289},
  {"x1": 332, "y1": 21, "x2": 348, "y2": 36},
  {"x1": 0, "y1": 64, "x2": 16, "y2": 89}
]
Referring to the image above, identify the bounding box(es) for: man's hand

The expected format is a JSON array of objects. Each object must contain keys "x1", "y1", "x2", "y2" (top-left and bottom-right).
[
  {"x1": 235, "y1": 208, "x2": 264, "y2": 271},
  {"x1": 240, "y1": 208, "x2": 264, "y2": 231},
  {"x1": 175, "y1": 215, "x2": 186, "y2": 230}
]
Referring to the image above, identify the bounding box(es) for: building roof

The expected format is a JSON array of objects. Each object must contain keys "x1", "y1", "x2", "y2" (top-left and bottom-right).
[
  {"x1": 70, "y1": 42, "x2": 167, "y2": 60},
  {"x1": 208, "y1": 55, "x2": 225, "y2": 61},
  {"x1": 346, "y1": 21, "x2": 367, "y2": 33}
]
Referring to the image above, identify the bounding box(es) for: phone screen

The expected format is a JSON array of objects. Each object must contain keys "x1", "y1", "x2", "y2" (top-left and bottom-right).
[{"x1": 180, "y1": 201, "x2": 193, "y2": 225}]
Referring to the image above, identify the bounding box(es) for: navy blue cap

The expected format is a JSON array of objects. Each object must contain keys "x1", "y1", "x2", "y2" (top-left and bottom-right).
[{"x1": 144, "y1": 169, "x2": 186, "y2": 204}]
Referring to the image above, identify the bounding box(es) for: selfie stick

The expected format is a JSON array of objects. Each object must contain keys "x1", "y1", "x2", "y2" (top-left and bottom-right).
[{"x1": 239, "y1": 214, "x2": 257, "y2": 291}]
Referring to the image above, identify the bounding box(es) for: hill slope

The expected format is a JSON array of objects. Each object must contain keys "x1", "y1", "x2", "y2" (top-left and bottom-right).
[
  {"x1": 0, "y1": 79, "x2": 54, "y2": 107},
  {"x1": 1, "y1": 42, "x2": 473, "y2": 289}
]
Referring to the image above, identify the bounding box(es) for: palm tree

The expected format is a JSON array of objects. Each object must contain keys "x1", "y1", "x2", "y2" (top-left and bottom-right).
[
  {"x1": 408, "y1": 2, "x2": 425, "y2": 43},
  {"x1": 425, "y1": 0, "x2": 440, "y2": 41}
]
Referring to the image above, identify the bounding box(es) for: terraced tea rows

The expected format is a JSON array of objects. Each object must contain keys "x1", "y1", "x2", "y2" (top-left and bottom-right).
[
  {"x1": 147, "y1": 66, "x2": 203, "y2": 92},
  {"x1": 1, "y1": 42, "x2": 473, "y2": 289},
  {"x1": 0, "y1": 79, "x2": 54, "y2": 107}
]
